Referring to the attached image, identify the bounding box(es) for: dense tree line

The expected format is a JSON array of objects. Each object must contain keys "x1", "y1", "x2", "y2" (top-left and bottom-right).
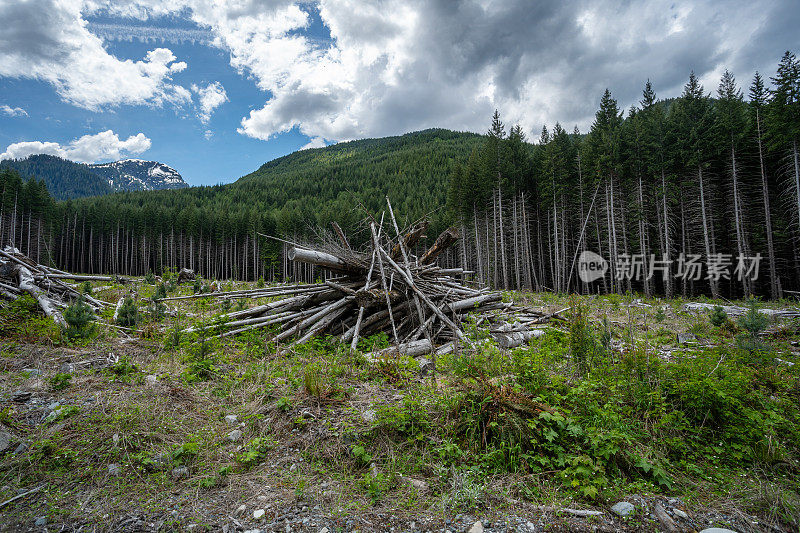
[
  {"x1": 1, "y1": 130, "x2": 482, "y2": 281},
  {"x1": 448, "y1": 51, "x2": 800, "y2": 298}
]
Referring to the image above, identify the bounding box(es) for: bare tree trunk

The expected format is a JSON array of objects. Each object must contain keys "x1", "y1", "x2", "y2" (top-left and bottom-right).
[
  {"x1": 637, "y1": 174, "x2": 651, "y2": 297},
  {"x1": 661, "y1": 169, "x2": 673, "y2": 297},
  {"x1": 730, "y1": 144, "x2": 750, "y2": 296},
  {"x1": 498, "y1": 187, "x2": 508, "y2": 289},
  {"x1": 698, "y1": 166, "x2": 719, "y2": 298}
]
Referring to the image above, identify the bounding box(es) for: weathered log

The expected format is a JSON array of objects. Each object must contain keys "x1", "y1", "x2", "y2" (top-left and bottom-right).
[
  {"x1": 378, "y1": 247, "x2": 472, "y2": 346},
  {"x1": 276, "y1": 296, "x2": 354, "y2": 342},
  {"x1": 331, "y1": 221, "x2": 352, "y2": 251},
  {"x1": 287, "y1": 247, "x2": 364, "y2": 274},
  {"x1": 390, "y1": 219, "x2": 429, "y2": 260},
  {"x1": 493, "y1": 329, "x2": 545, "y2": 349},
  {"x1": 112, "y1": 297, "x2": 125, "y2": 322},
  {"x1": 419, "y1": 227, "x2": 459, "y2": 265},
  {"x1": 447, "y1": 293, "x2": 503, "y2": 312},
  {"x1": 682, "y1": 302, "x2": 799, "y2": 318},
  {"x1": 366, "y1": 339, "x2": 433, "y2": 359},
  {"x1": 40, "y1": 274, "x2": 129, "y2": 283},
  {"x1": 16, "y1": 264, "x2": 66, "y2": 326},
  {"x1": 355, "y1": 287, "x2": 401, "y2": 307}
]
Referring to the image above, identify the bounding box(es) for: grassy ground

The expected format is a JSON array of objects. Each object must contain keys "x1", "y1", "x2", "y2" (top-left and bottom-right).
[{"x1": 1, "y1": 277, "x2": 799, "y2": 532}]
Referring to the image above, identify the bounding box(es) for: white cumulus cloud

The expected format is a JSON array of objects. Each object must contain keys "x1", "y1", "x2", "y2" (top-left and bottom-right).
[
  {"x1": 0, "y1": 0, "x2": 191, "y2": 110},
  {"x1": 1, "y1": 105, "x2": 28, "y2": 117},
  {"x1": 191, "y1": 81, "x2": 228, "y2": 123},
  {"x1": 299, "y1": 136, "x2": 326, "y2": 150},
  {"x1": 0, "y1": 130, "x2": 152, "y2": 163},
  {"x1": 15, "y1": 0, "x2": 800, "y2": 142}
]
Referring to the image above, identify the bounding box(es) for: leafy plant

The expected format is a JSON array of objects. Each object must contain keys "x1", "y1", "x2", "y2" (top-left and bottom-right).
[
  {"x1": 237, "y1": 437, "x2": 274, "y2": 468},
  {"x1": 568, "y1": 299, "x2": 604, "y2": 373},
  {"x1": 736, "y1": 299, "x2": 771, "y2": 358},
  {"x1": 50, "y1": 372, "x2": 72, "y2": 391},
  {"x1": 182, "y1": 326, "x2": 218, "y2": 383},
  {"x1": 109, "y1": 355, "x2": 137, "y2": 382},
  {"x1": 351, "y1": 444, "x2": 373, "y2": 465},
  {"x1": 144, "y1": 270, "x2": 156, "y2": 285},
  {"x1": 164, "y1": 325, "x2": 182, "y2": 350},
  {"x1": 172, "y1": 441, "x2": 200, "y2": 465},
  {"x1": 276, "y1": 396, "x2": 292, "y2": 412}
]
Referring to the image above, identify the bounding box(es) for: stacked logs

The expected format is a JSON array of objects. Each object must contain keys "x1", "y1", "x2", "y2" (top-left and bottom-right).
[
  {"x1": 0, "y1": 247, "x2": 113, "y2": 325},
  {"x1": 197, "y1": 200, "x2": 554, "y2": 354}
]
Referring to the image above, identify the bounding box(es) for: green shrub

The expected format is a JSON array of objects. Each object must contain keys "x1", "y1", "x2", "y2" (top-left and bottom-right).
[
  {"x1": 63, "y1": 295, "x2": 95, "y2": 339},
  {"x1": 568, "y1": 300, "x2": 606, "y2": 373},
  {"x1": 709, "y1": 305, "x2": 728, "y2": 327},
  {"x1": 80, "y1": 281, "x2": 92, "y2": 295},
  {"x1": 171, "y1": 441, "x2": 200, "y2": 465},
  {"x1": 738, "y1": 299, "x2": 769, "y2": 336},
  {"x1": 109, "y1": 355, "x2": 137, "y2": 382},
  {"x1": 182, "y1": 327, "x2": 218, "y2": 383},
  {"x1": 736, "y1": 299, "x2": 772, "y2": 359},
  {"x1": 116, "y1": 297, "x2": 139, "y2": 327},
  {"x1": 237, "y1": 437, "x2": 274, "y2": 468},
  {"x1": 50, "y1": 372, "x2": 72, "y2": 391},
  {"x1": 144, "y1": 270, "x2": 156, "y2": 285},
  {"x1": 164, "y1": 325, "x2": 182, "y2": 350}
]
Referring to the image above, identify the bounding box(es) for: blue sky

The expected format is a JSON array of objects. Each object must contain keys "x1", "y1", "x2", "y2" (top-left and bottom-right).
[{"x1": 1, "y1": 1, "x2": 798, "y2": 187}]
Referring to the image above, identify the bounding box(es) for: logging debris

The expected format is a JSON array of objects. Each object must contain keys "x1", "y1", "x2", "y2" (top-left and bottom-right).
[
  {"x1": 0, "y1": 247, "x2": 113, "y2": 326},
  {"x1": 195, "y1": 202, "x2": 558, "y2": 355}
]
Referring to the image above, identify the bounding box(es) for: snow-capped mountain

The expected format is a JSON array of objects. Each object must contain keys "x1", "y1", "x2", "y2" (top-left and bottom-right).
[{"x1": 88, "y1": 159, "x2": 188, "y2": 192}]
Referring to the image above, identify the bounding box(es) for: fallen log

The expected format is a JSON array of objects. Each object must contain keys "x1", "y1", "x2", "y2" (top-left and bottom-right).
[
  {"x1": 287, "y1": 247, "x2": 364, "y2": 274},
  {"x1": 367, "y1": 339, "x2": 433, "y2": 359},
  {"x1": 682, "y1": 302, "x2": 800, "y2": 318},
  {"x1": 493, "y1": 329, "x2": 545, "y2": 349},
  {"x1": 16, "y1": 264, "x2": 66, "y2": 327},
  {"x1": 419, "y1": 227, "x2": 459, "y2": 265},
  {"x1": 448, "y1": 293, "x2": 503, "y2": 312}
]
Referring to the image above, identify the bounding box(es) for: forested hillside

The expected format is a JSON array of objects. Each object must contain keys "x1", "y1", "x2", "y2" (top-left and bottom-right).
[
  {"x1": 0, "y1": 155, "x2": 189, "y2": 199},
  {"x1": 0, "y1": 129, "x2": 483, "y2": 280},
  {"x1": 0, "y1": 155, "x2": 113, "y2": 200},
  {"x1": 1, "y1": 52, "x2": 798, "y2": 299}
]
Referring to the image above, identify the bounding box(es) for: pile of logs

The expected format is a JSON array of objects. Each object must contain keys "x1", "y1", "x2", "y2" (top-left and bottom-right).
[
  {"x1": 193, "y1": 200, "x2": 553, "y2": 355},
  {"x1": 0, "y1": 247, "x2": 113, "y2": 326}
]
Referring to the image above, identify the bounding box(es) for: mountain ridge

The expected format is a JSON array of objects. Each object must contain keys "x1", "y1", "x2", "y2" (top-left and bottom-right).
[{"x1": 0, "y1": 154, "x2": 188, "y2": 200}]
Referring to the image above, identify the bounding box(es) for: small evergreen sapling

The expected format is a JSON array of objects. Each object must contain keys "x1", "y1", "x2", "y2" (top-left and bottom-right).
[
  {"x1": 116, "y1": 297, "x2": 140, "y2": 327},
  {"x1": 709, "y1": 305, "x2": 728, "y2": 327},
  {"x1": 63, "y1": 295, "x2": 95, "y2": 339},
  {"x1": 735, "y1": 299, "x2": 771, "y2": 358}
]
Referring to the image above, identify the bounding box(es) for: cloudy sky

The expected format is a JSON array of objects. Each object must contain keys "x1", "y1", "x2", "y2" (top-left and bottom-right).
[{"x1": 1, "y1": 0, "x2": 798, "y2": 186}]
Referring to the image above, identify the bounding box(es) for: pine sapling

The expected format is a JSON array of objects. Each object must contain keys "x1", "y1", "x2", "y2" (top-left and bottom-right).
[{"x1": 63, "y1": 295, "x2": 95, "y2": 339}]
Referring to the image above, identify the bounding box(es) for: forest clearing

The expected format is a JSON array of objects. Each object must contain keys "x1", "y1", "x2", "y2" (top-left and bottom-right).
[
  {"x1": 1, "y1": 5, "x2": 800, "y2": 530},
  {"x1": 1, "y1": 217, "x2": 800, "y2": 533}
]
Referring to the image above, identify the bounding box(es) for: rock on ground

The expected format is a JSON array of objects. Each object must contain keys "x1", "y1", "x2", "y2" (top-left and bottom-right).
[
  {"x1": 0, "y1": 430, "x2": 12, "y2": 454},
  {"x1": 468, "y1": 520, "x2": 484, "y2": 533},
  {"x1": 611, "y1": 501, "x2": 636, "y2": 517}
]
